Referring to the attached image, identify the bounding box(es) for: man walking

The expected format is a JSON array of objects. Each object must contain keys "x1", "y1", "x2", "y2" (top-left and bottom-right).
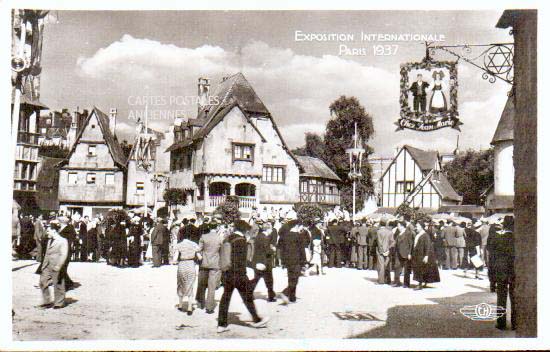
[
  {"x1": 250, "y1": 220, "x2": 277, "y2": 302},
  {"x1": 33, "y1": 215, "x2": 46, "y2": 262},
  {"x1": 456, "y1": 222, "x2": 467, "y2": 269},
  {"x1": 217, "y1": 222, "x2": 269, "y2": 333},
  {"x1": 277, "y1": 217, "x2": 306, "y2": 304},
  {"x1": 38, "y1": 221, "x2": 69, "y2": 309},
  {"x1": 196, "y1": 224, "x2": 223, "y2": 314},
  {"x1": 376, "y1": 219, "x2": 395, "y2": 284}
]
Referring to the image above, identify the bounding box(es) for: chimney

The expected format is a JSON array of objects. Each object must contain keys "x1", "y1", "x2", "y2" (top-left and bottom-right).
[
  {"x1": 109, "y1": 108, "x2": 117, "y2": 135},
  {"x1": 71, "y1": 107, "x2": 79, "y2": 129},
  {"x1": 197, "y1": 77, "x2": 210, "y2": 114}
]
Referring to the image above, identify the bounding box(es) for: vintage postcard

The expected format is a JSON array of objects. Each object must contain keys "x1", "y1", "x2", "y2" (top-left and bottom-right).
[{"x1": 2, "y1": 1, "x2": 546, "y2": 351}]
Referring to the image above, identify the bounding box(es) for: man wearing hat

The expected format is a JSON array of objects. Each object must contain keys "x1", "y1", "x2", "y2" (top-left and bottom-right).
[
  {"x1": 250, "y1": 219, "x2": 277, "y2": 302},
  {"x1": 325, "y1": 219, "x2": 346, "y2": 268},
  {"x1": 38, "y1": 221, "x2": 69, "y2": 309},
  {"x1": 58, "y1": 216, "x2": 76, "y2": 289},
  {"x1": 150, "y1": 218, "x2": 169, "y2": 267},
  {"x1": 477, "y1": 219, "x2": 491, "y2": 269},
  {"x1": 277, "y1": 213, "x2": 306, "y2": 304}
]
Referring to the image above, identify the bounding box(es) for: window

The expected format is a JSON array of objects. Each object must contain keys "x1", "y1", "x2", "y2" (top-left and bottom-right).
[
  {"x1": 136, "y1": 182, "x2": 145, "y2": 194},
  {"x1": 232, "y1": 143, "x2": 254, "y2": 162},
  {"x1": 86, "y1": 173, "x2": 96, "y2": 184},
  {"x1": 300, "y1": 180, "x2": 309, "y2": 193},
  {"x1": 68, "y1": 172, "x2": 78, "y2": 185},
  {"x1": 105, "y1": 173, "x2": 115, "y2": 185},
  {"x1": 396, "y1": 181, "x2": 415, "y2": 193},
  {"x1": 88, "y1": 145, "x2": 96, "y2": 156},
  {"x1": 262, "y1": 165, "x2": 285, "y2": 183}
]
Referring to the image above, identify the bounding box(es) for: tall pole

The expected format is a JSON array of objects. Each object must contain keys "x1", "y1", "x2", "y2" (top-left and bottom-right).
[
  {"x1": 143, "y1": 104, "x2": 148, "y2": 217},
  {"x1": 12, "y1": 17, "x2": 27, "y2": 151}
]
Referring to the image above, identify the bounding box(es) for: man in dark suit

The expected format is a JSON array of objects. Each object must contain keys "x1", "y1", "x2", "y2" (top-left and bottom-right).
[
  {"x1": 487, "y1": 216, "x2": 516, "y2": 330},
  {"x1": 393, "y1": 221, "x2": 414, "y2": 287},
  {"x1": 367, "y1": 221, "x2": 378, "y2": 270},
  {"x1": 277, "y1": 219, "x2": 306, "y2": 304},
  {"x1": 325, "y1": 219, "x2": 346, "y2": 268},
  {"x1": 376, "y1": 219, "x2": 395, "y2": 284},
  {"x1": 150, "y1": 218, "x2": 168, "y2": 267},
  {"x1": 196, "y1": 224, "x2": 223, "y2": 313},
  {"x1": 409, "y1": 73, "x2": 430, "y2": 113},
  {"x1": 217, "y1": 221, "x2": 269, "y2": 333},
  {"x1": 250, "y1": 220, "x2": 277, "y2": 302},
  {"x1": 58, "y1": 217, "x2": 77, "y2": 289}
]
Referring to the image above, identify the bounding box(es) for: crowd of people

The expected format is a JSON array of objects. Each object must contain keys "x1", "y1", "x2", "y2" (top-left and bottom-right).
[{"x1": 13, "y1": 205, "x2": 516, "y2": 332}]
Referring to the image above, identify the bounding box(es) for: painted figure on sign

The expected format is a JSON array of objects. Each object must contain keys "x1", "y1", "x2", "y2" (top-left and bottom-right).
[
  {"x1": 409, "y1": 73, "x2": 430, "y2": 114},
  {"x1": 428, "y1": 70, "x2": 448, "y2": 113}
]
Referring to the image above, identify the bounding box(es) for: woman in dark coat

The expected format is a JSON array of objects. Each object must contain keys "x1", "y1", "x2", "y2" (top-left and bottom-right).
[
  {"x1": 127, "y1": 218, "x2": 143, "y2": 267},
  {"x1": 412, "y1": 221, "x2": 440, "y2": 290}
]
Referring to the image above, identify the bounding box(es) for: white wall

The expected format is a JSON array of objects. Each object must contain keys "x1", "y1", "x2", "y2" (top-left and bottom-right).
[{"x1": 494, "y1": 141, "x2": 514, "y2": 196}]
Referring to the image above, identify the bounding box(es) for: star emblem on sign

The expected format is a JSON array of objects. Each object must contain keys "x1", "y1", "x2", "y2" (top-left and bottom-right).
[{"x1": 484, "y1": 45, "x2": 514, "y2": 75}]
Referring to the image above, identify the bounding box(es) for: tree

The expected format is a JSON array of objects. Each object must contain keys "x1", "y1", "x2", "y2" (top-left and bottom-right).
[
  {"x1": 38, "y1": 145, "x2": 69, "y2": 158},
  {"x1": 291, "y1": 133, "x2": 325, "y2": 160},
  {"x1": 163, "y1": 188, "x2": 187, "y2": 212},
  {"x1": 296, "y1": 203, "x2": 324, "y2": 227},
  {"x1": 443, "y1": 149, "x2": 494, "y2": 205},
  {"x1": 325, "y1": 96, "x2": 375, "y2": 209},
  {"x1": 214, "y1": 199, "x2": 241, "y2": 224}
]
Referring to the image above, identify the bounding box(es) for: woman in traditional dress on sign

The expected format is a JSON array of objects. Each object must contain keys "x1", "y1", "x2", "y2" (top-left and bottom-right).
[
  {"x1": 173, "y1": 231, "x2": 202, "y2": 315},
  {"x1": 428, "y1": 70, "x2": 448, "y2": 113},
  {"x1": 412, "y1": 221, "x2": 440, "y2": 290}
]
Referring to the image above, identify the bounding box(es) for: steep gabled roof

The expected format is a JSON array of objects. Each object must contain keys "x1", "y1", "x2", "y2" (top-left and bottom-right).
[
  {"x1": 431, "y1": 173, "x2": 463, "y2": 202},
  {"x1": 166, "y1": 73, "x2": 302, "y2": 170},
  {"x1": 296, "y1": 155, "x2": 341, "y2": 182},
  {"x1": 404, "y1": 145, "x2": 439, "y2": 171},
  {"x1": 491, "y1": 96, "x2": 514, "y2": 145},
  {"x1": 58, "y1": 107, "x2": 127, "y2": 168}
]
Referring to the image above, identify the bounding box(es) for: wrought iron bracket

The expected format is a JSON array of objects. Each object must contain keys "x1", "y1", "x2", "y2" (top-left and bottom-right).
[{"x1": 425, "y1": 42, "x2": 514, "y2": 87}]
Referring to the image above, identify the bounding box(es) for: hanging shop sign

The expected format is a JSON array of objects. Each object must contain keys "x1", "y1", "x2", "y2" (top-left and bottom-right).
[{"x1": 396, "y1": 59, "x2": 462, "y2": 132}]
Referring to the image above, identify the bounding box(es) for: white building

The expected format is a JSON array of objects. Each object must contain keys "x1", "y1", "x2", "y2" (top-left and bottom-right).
[{"x1": 379, "y1": 145, "x2": 462, "y2": 210}]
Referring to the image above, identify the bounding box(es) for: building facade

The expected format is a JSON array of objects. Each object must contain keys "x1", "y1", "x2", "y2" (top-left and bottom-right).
[
  {"x1": 379, "y1": 145, "x2": 462, "y2": 210},
  {"x1": 57, "y1": 107, "x2": 127, "y2": 218},
  {"x1": 37, "y1": 108, "x2": 87, "y2": 149},
  {"x1": 167, "y1": 73, "x2": 339, "y2": 214}
]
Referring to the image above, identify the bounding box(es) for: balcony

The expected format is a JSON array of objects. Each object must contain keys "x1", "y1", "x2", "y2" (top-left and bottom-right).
[
  {"x1": 207, "y1": 195, "x2": 257, "y2": 210},
  {"x1": 17, "y1": 131, "x2": 40, "y2": 145},
  {"x1": 300, "y1": 192, "x2": 340, "y2": 205}
]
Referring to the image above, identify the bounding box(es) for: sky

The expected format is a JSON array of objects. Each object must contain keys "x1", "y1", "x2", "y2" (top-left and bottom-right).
[{"x1": 38, "y1": 10, "x2": 512, "y2": 157}]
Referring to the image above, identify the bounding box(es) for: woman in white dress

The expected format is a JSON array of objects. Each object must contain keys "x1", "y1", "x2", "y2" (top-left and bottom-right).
[{"x1": 428, "y1": 70, "x2": 448, "y2": 113}]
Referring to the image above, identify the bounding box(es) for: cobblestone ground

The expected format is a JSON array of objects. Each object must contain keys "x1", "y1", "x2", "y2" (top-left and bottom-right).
[{"x1": 12, "y1": 260, "x2": 515, "y2": 340}]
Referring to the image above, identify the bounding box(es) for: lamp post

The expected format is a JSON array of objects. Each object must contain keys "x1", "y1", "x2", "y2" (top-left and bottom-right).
[
  {"x1": 345, "y1": 122, "x2": 365, "y2": 223},
  {"x1": 151, "y1": 173, "x2": 167, "y2": 217}
]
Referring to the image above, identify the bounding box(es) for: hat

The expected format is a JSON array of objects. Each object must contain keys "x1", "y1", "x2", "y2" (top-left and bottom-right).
[{"x1": 58, "y1": 216, "x2": 70, "y2": 224}]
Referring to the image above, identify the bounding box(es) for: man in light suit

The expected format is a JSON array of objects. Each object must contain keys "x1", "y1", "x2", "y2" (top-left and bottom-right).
[
  {"x1": 442, "y1": 221, "x2": 458, "y2": 269},
  {"x1": 376, "y1": 219, "x2": 395, "y2": 284},
  {"x1": 38, "y1": 221, "x2": 69, "y2": 309},
  {"x1": 196, "y1": 224, "x2": 223, "y2": 314}
]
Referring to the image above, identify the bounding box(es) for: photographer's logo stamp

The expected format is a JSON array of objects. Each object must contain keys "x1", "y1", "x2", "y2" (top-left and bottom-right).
[{"x1": 460, "y1": 303, "x2": 506, "y2": 321}]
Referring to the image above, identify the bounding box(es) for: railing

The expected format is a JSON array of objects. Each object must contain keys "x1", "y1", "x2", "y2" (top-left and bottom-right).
[
  {"x1": 238, "y1": 196, "x2": 256, "y2": 209},
  {"x1": 207, "y1": 195, "x2": 257, "y2": 209},
  {"x1": 300, "y1": 192, "x2": 340, "y2": 205},
  {"x1": 209, "y1": 195, "x2": 226, "y2": 208}
]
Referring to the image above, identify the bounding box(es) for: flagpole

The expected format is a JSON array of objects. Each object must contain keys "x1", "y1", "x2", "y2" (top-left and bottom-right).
[{"x1": 144, "y1": 104, "x2": 148, "y2": 218}]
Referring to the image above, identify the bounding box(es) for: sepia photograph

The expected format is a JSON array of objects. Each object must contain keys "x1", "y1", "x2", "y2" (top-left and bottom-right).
[{"x1": 2, "y1": 1, "x2": 545, "y2": 351}]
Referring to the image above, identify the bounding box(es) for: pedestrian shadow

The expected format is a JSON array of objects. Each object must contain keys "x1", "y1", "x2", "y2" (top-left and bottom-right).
[
  {"x1": 350, "y1": 291, "x2": 515, "y2": 338},
  {"x1": 363, "y1": 277, "x2": 381, "y2": 284},
  {"x1": 227, "y1": 312, "x2": 254, "y2": 327},
  {"x1": 67, "y1": 282, "x2": 81, "y2": 291},
  {"x1": 64, "y1": 297, "x2": 78, "y2": 307},
  {"x1": 12, "y1": 262, "x2": 38, "y2": 272}
]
